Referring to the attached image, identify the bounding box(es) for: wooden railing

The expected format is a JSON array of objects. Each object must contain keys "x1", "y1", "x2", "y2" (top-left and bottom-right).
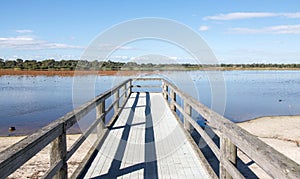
[
  {"x1": 0, "y1": 77, "x2": 299, "y2": 179},
  {"x1": 0, "y1": 79, "x2": 132, "y2": 179},
  {"x1": 161, "y1": 79, "x2": 300, "y2": 179}
]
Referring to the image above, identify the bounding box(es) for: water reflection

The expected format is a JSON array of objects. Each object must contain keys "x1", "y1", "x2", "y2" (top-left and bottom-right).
[{"x1": 0, "y1": 70, "x2": 299, "y2": 136}]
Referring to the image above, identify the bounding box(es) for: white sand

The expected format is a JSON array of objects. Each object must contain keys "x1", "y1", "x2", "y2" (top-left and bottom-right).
[
  {"x1": 237, "y1": 115, "x2": 300, "y2": 178},
  {"x1": 0, "y1": 134, "x2": 98, "y2": 179}
]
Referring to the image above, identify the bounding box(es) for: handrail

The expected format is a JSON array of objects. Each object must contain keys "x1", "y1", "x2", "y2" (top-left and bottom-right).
[
  {"x1": 161, "y1": 78, "x2": 300, "y2": 179},
  {"x1": 1, "y1": 77, "x2": 299, "y2": 179},
  {"x1": 0, "y1": 79, "x2": 132, "y2": 179}
]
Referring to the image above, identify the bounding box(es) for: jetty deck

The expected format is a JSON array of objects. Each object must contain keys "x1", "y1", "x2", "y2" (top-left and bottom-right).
[
  {"x1": 84, "y1": 92, "x2": 208, "y2": 178},
  {"x1": 0, "y1": 78, "x2": 299, "y2": 179}
]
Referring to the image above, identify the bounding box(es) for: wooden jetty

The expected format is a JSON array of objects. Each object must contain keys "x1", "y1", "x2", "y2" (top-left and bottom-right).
[{"x1": 0, "y1": 78, "x2": 299, "y2": 179}]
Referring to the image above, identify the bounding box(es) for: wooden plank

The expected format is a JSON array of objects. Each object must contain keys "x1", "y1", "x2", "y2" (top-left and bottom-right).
[
  {"x1": 84, "y1": 93, "x2": 210, "y2": 178},
  {"x1": 168, "y1": 103, "x2": 218, "y2": 179},
  {"x1": 96, "y1": 101, "x2": 105, "y2": 136},
  {"x1": 174, "y1": 102, "x2": 220, "y2": 159},
  {"x1": 131, "y1": 85, "x2": 162, "y2": 88},
  {"x1": 0, "y1": 79, "x2": 132, "y2": 178},
  {"x1": 0, "y1": 123, "x2": 63, "y2": 179},
  {"x1": 50, "y1": 128, "x2": 67, "y2": 179},
  {"x1": 66, "y1": 114, "x2": 105, "y2": 160},
  {"x1": 43, "y1": 160, "x2": 63, "y2": 179},
  {"x1": 220, "y1": 136, "x2": 237, "y2": 179},
  {"x1": 173, "y1": 95, "x2": 244, "y2": 179},
  {"x1": 70, "y1": 129, "x2": 109, "y2": 179},
  {"x1": 170, "y1": 89, "x2": 176, "y2": 111},
  {"x1": 163, "y1": 79, "x2": 300, "y2": 179},
  {"x1": 183, "y1": 101, "x2": 193, "y2": 133},
  {"x1": 132, "y1": 78, "x2": 162, "y2": 81},
  {"x1": 114, "y1": 89, "x2": 120, "y2": 112}
]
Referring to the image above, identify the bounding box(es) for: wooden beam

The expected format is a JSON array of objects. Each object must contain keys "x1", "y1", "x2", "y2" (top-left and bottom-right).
[
  {"x1": 96, "y1": 101, "x2": 106, "y2": 136},
  {"x1": 162, "y1": 79, "x2": 300, "y2": 179},
  {"x1": 170, "y1": 89, "x2": 176, "y2": 112},
  {"x1": 220, "y1": 136, "x2": 237, "y2": 179},
  {"x1": 50, "y1": 124, "x2": 67, "y2": 179},
  {"x1": 183, "y1": 101, "x2": 193, "y2": 133}
]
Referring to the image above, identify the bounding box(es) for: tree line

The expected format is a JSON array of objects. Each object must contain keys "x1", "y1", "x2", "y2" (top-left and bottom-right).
[{"x1": 0, "y1": 58, "x2": 299, "y2": 70}]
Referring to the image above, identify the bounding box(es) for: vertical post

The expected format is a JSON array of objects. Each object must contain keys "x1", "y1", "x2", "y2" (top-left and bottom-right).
[
  {"x1": 50, "y1": 124, "x2": 67, "y2": 179},
  {"x1": 162, "y1": 82, "x2": 166, "y2": 99},
  {"x1": 162, "y1": 83, "x2": 169, "y2": 100},
  {"x1": 124, "y1": 83, "x2": 128, "y2": 98},
  {"x1": 183, "y1": 101, "x2": 193, "y2": 133},
  {"x1": 129, "y1": 80, "x2": 132, "y2": 94},
  {"x1": 123, "y1": 84, "x2": 127, "y2": 105},
  {"x1": 114, "y1": 89, "x2": 119, "y2": 114},
  {"x1": 96, "y1": 101, "x2": 105, "y2": 136},
  {"x1": 170, "y1": 89, "x2": 176, "y2": 112},
  {"x1": 220, "y1": 136, "x2": 237, "y2": 179}
]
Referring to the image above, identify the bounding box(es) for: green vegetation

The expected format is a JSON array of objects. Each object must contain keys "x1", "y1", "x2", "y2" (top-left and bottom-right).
[{"x1": 0, "y1": 58, "x2": 300, "y2": 71}]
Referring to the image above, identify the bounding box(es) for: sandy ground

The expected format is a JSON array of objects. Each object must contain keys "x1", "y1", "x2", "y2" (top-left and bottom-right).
[
  {"x1": 0, "y1": 134, "x2": 98, "y2": 179},
  {"x1": 237, "y1": 115, "x2": 300, "y2": 178}
]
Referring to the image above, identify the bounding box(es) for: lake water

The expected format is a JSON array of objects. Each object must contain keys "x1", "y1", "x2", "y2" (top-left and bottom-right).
[{"x1": 0, "y1": 70, "x2": 299, "y2": 136}]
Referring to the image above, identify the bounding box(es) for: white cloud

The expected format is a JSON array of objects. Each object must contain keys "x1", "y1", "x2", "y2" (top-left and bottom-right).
[
  {"x1": 281, "y1": 13, "x2": 300, "y2": 18},
  {"x1": 229, "y1": 24, "x2": 300, "y2": 34},
  {"x1": 0, "y1": 35, "x2": 84, "y2": 50},
  {"x1": 199, "y1": 25, "x2": 210, "y2": 31},
  {"x1": 15, "y1": 29, "x2": 33, "y2": 33},
  {"x1": 203, "y1": 12, "x2": 300, "y2": 20}
]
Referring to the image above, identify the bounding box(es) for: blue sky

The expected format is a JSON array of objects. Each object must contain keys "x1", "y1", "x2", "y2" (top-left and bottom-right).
[{"x1": 1, "y1": 0, "x2": 300, "y2": 63}]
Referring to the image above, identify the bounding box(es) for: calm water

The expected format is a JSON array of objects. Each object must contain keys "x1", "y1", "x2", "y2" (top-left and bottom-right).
[{"x1": 0, "y1": 71, "x2": 299, "y2": 136}]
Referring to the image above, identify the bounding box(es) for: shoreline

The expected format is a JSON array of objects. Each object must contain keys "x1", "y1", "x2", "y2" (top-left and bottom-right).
[{"x1": 1, "y1": 68, "x2": 300, "y2": 76}]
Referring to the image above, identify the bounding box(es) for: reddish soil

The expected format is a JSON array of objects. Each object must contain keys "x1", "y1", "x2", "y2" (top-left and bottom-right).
[{"x1": 0, "y1": 69, "x2": 158, "y2": 76}]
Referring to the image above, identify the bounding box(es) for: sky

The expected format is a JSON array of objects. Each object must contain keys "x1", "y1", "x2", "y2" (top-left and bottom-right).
[{"x1": 1, "y1": 0, "x2": 300, "y2": 64}]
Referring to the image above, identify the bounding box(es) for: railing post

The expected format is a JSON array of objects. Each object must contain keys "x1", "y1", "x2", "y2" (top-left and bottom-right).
[
  {"x1": 114, "y1": 89, "x2": 120, "y2": 113},
  {"x1": 129, "y1": 80, "x2": 132, "y2": 94},
  {"x1": 96, "y1": 101, "x2": 105, "y2": 136},
  {"x1": 124, "y1": 83, "x2": 127, "y2": 98},
  {"x1": 162, "y1": 82, "x2": 168, "y2": 100},
  {"x1": 123, "y1": 84, "x2": 127, "y2": 105},
  {"x1": 50, "y1": 124, "x2": 67, "y2": 179},
  {"x1": 220, "y1": 136, "x2": 237, "y2": 179},
  {"x1": 183, "y1": 101, "x2": 193, "y2": 133},
  {"x1": 170, "y1": 89, "x2": 176, "y2": 112}
]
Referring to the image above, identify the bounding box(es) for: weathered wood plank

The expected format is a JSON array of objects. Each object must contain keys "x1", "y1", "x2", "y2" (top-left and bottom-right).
[
  {"x1": 84, "y1": 93, "x2": 210, "y2": 178},
  {"x1": 43, "y1": 159, "x2": 63, "y2": 179},
  {"x1": 0, "y1": 79, "x2": 131, "y2": 178},
  {"x1": 50, "y1": 128, "x2": 67, "y2": 179},
  {"x1": 132, "y1": 85, "x2": 162, "y2": 88},
  {"x1": 70, "y1": 129, "x2": 109, "y2": 179},
  {"x1": 173, "y1": 102, "x2": 220, "y2": 159},
  {"x1": 170, "y1": 89, "x2": 176, "y2": 111},
  {"x1": 66, "y1": 114, "x2": 105, "y2": 161},
  {"x1": 163, "y1": 79, "x2": 300, "y2": 179},
  {"x1": 183, "y1": 101, "x2": 193, "y2": 133},
  {"x1": 114, "y1": 89, "x2": 120, "y2": 112},
  {"x1": 0, "y1": 123, "x2": 63, "y2": 179},
  {"x1": 220, "y1": 136, "x2": 237, "y2": 179}
]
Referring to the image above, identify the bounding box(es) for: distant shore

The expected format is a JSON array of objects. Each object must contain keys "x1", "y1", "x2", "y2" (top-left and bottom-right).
[{"x1": 1, "y1": 68, "x2": 300, "y2": 76}]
